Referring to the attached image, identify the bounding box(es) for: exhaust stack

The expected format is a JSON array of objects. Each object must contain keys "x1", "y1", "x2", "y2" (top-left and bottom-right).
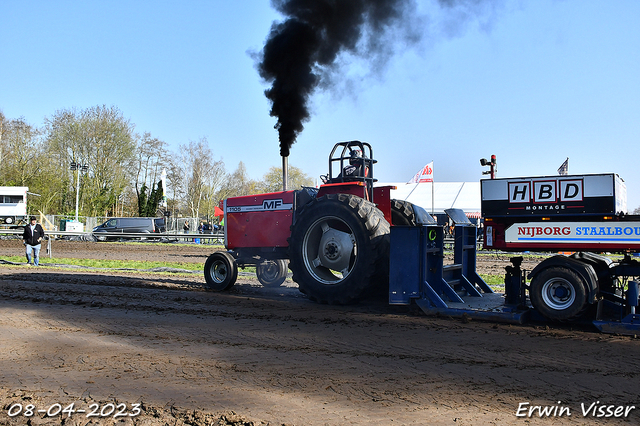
[{"x1": 282, "y1": 156, "x2": 288, "y2": 191}]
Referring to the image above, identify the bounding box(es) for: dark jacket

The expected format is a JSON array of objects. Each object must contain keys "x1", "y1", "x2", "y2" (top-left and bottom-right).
[{"x1": 23, "y1": 224, "x2": 46, "y2": 246}]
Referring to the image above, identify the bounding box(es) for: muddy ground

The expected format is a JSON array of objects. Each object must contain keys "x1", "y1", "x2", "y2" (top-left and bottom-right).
[{"x1": 0, "y1": 239, "x2": 639, "y2": 425}]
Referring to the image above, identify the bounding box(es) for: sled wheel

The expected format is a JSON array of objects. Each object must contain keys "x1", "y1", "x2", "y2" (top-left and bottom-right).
[
  {"x1": 289, "y1": 194, "x2": 390, "y2": 304},
  {"x1": 256, "y1": 259, "x2": 288, "y2": 287},
  {"x1": 530, "y1": 266, "x2": 588, "y2": 321},
  {"x1": 204, "y1": 251, "x2": 238, "y2": 291}
]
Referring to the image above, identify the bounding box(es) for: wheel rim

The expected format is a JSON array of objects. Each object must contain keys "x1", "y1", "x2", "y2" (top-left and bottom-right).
[
  {"x1": 302, "y1": 215, "x2": 357, "y2": 285},
  {"x1": 210, "y1": 259, "x2": 229, "y2": 284},
  {"x1": 258, "y1": 261, "x2": 279, "y2": 281},
  {"x1": 541, "y1": 278, "x2": 576, "y2": 310}
]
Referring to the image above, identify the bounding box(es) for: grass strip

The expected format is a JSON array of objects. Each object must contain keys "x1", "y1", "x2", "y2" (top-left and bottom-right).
[
  {"x1": 0, "y1": 255, "x2": 259, "y2": 275},
  {"x1": 1, "y1": 254, "x2": 508, "y2": 288},
  {"x1": 479, "y1": 274, "x2": 507, "y2": 291},
  {"x1": 0, "y1": 255, "x2": 203, "y2": 271}
]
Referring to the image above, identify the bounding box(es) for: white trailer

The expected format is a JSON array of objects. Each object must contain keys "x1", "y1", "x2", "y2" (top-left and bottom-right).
[{"x1": 0, "y1": 186, "x2": 28, "y2": 225}]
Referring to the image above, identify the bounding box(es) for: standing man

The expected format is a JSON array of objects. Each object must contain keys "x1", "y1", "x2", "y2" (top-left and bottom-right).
[
  {"x1": 23, "y1": 215, "x2": 46, "y2": 266},
  {"x1": 183, "y1": 220, "x2": 190, "y2": 242}
]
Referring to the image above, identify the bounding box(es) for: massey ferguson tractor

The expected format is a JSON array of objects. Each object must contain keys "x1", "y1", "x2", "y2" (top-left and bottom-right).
[{"x1": 203, "y1": 141, "x2": 430, "y2": 304}]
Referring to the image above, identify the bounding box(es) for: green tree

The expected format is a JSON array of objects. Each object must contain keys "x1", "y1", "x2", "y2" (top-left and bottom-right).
[
  {"x1": 138, "y1": 180, "x2": 164, "y2": 217},
  {"x1": 45, "y1": 105, "x2": 136, "y2": 216},
  {"x1": 0, "y1": 113, "x2": 66, "y2": 215},
  {"x1": 137, "y1": 183, "x2": 148, "y2": 217},
  {"x1": 257, "y1": 164, "x2": 314, "y2": 193},
  {"x1": 148, "y1": 180, "x2": 164, "y2": 216},
  {"x1": 0, "y1": 117, "x2": 43, "y2": 186}
]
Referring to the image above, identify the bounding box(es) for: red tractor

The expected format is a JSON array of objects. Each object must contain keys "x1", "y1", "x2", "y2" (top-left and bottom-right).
[{"x1": 204, "y1": 141, "x2": 432, "y2": 304}]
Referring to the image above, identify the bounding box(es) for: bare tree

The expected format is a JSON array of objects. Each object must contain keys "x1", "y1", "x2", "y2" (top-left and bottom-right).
[
  {"x1": 178, "y1": 138, "x2": 226, "y2": 219},
  {"x1": 134, "y1": 132, "x2": 167, "y2": 189},
  {"x1": 0, "y1": 111, "x2": 5, "y2": 170},
  {"x1": 132, "y1": 132, "x2": 170, "y2": 215},
  {"x1": 201, "y1": 158, "x2": 226, "y2": 219},
  {"x1": 220, "y1": 162, "x2": 259, "y2": 200},
  {"x1": 164, "y1": 160, "x2": 184, "y2": 215}
]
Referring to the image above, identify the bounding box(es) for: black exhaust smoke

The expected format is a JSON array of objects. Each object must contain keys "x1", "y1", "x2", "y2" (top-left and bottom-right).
[
  {"x1": 258, "y1": 0, "x2": 421, "y2": 158},
  {"x1": 258, "y1": 0, "x2": 501, "y2": 157}
]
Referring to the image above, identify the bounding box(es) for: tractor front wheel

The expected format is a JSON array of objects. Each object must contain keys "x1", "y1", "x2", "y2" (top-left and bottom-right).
[
  {"x1": 256, "y1": 259, "x2": 289, "y2": 287},
  {"x1": 288, "y1": 194, "x2": 390, "y2": 304},
  {"x1": 204, "y1": 251, "x2": 238, "y2": 291}
]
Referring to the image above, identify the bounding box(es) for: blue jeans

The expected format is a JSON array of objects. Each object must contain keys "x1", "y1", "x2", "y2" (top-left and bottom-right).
[{"x1": 26, "y1": 244, "x2": 41, "y2": 266}]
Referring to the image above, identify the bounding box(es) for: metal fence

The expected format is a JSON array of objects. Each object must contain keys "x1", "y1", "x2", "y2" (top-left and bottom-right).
[
  {"x1": 29, "y1": 215, "x2": 213, "y2": 233},
  {"x1": 0, "y1": 228, "x2": 224, "y2": 259}
]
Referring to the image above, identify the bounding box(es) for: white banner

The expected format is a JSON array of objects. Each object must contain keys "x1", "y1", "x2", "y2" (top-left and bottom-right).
[
  {"x1": 505, "y1": 222, "x2": 640, "y2": 244},
  {"x1": 408, "y1": 162, "x2": 433, "y2": 183}
]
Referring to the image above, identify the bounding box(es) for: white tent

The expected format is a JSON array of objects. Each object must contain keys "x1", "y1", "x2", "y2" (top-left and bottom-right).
[{"x1": 383, "y1": 182, "x2": 481, "y2": 218}]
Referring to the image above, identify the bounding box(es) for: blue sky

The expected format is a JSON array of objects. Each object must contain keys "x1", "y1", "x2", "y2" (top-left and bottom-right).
[{"x1": 2, "y1": 0, "x2": 639, "y2": 209}]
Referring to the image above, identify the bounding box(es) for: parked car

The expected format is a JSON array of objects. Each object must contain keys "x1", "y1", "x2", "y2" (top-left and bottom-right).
[
  {"x1": 153, "y1": 217, "x2": 166, "y2": 233},
  {"x1": 92, "y1": 217, "x2": 163, "y2": 241}
]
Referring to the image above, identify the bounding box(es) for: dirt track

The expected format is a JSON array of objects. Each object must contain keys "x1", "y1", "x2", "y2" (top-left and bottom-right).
[{"x1": 0, "y1": 240, "x2": 639, "y2": 425}]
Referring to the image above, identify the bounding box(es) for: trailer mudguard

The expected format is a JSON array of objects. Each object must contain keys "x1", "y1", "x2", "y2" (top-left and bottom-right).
[
  {"x1": 528, "y1": 255, "x2": 601, "y2": 303},
  {"x1": 569, "y1": 252, "x2": 618, "y2": 293}
]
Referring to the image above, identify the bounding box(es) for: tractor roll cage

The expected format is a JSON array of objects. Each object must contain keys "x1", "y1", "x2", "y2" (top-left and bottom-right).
[{"x1": 328, "y1": 141, "x2": 378, "y2": 201}]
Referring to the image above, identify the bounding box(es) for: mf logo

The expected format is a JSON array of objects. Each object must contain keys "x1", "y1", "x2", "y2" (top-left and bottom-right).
[
  {"x1": 262, "y1": 199, "x2": 283, "y2": 209},
  {"x1": 508, "y1": 179, "x2": 583, "y2": 204}
]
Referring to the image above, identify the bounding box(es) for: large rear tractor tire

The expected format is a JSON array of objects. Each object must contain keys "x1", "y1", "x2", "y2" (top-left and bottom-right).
[
  {"x1": 256, "y1": 259, "x2": 289, "y2": 287},
  {"x1": 530, "y1": 266, "x2": 589, "y2": 321},
  {"x1": 204, "y1": 251, "x2": 238, "y2": 291},
  {"x1": 288, "y1": 194, "x2": 390, "y2": 304},
  {"x1": 391, "y1": 199, "x2": 416, "y2": 226},
  {"x1": 391, "y1": 199, "x2": 434, "y2": 226}
]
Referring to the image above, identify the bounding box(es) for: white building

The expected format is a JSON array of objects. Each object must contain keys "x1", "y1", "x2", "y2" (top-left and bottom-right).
[{"x1": 385, "y1": 182, "x2": 481, "y2": 220}]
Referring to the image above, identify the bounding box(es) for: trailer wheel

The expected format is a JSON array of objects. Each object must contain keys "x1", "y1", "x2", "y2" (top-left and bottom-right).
[
  {"x1": 530, "y1": 267, "x2": 588, "y2": 321},
  {"x1": 256, "y1": 259, "x2": 288, "y2": 287},
  {"x1": 204, "y1": 251, "x2": 238, "y2": 291},
  {"x1": 289, "y1": 194, "x2": 390, "y2": 304}
]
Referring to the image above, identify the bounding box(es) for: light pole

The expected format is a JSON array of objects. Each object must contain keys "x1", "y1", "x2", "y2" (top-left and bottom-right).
[
  {"x1": 70, "y1": 161, "x2": 89, "y2": 222},
  {"x1": 480, "y1": 155, "x2": 497, "y2": 179}
]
